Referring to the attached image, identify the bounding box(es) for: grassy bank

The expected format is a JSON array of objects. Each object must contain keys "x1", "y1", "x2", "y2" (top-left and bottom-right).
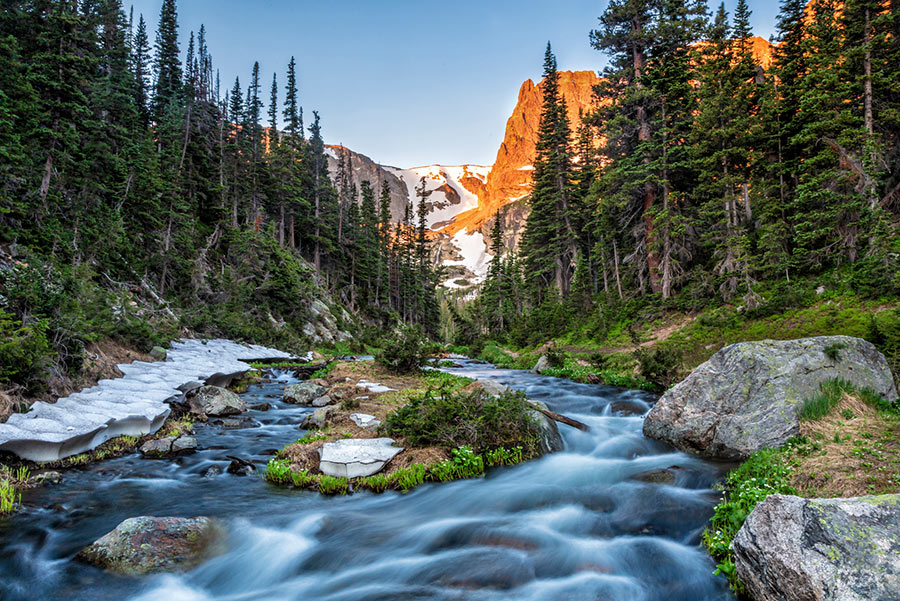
[
  {"x1": 703, "y1": 379, "x2": 900, "y2": 595},
  {"x1": 466, "y1": 292, "x2": 900, "y2": 393}
]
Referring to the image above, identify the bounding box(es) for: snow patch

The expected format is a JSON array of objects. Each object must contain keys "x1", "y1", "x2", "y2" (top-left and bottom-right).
[{"x1": 386, "y1": 165, "x2": 491, "y2": 231}]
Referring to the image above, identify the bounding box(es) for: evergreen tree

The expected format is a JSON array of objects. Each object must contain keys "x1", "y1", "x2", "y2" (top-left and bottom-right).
[{"x1": 152, "y1": 0, "x2": 181, "y2": 121}]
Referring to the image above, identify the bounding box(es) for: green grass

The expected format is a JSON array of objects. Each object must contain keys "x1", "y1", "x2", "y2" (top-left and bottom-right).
[
  {"x1": 318, "y1": 475, "x2": 349, "y2": 495},
  {"x1": 800, "y1": 378, "x2": 889, "y2": 421},
  {"x1": 295, "y1": 432, "x2": 329, "y2": 445},
  {"x1": 0, "y1": 479, "x2": 21, "y2": 514},
  {"x1": 703, "y1": 446, "x2": 798, "y2": 595}
]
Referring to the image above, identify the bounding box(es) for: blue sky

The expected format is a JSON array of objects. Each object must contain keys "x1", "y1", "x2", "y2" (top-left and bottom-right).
[{"x1": 129, "y1": 1, "x2": 782, "y2": 168}]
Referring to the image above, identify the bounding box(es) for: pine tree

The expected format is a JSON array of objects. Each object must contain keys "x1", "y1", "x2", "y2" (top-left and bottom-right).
[
  {"x1": 520, "y1": 43, "x2": 577, "y2": 300},
  {"x1": 152, "y1": 0, "x2": 181, "y2": 121},
  {"x1": 131, "y1": 13, "x2": 151, "y2": 126}
]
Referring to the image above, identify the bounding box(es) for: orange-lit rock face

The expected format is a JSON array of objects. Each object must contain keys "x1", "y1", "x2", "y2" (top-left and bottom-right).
[
  {"x1": 749, "y1": 36, "x2": 774, "y2": 69},
  {"x1": 443, "y1": 70, "x2": 604, "y2": 237}
]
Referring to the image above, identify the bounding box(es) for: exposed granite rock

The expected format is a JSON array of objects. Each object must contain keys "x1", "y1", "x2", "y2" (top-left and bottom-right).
[
  {"x1": 733, "y1": 493, "x2": 900, "y2": 601},
  {"x1": 643, "y1": 336, "x2": 897, "y2": 460},
  {"x1": 283, "y1": 382, "x2": 327, "y2": 405},
  {"x1": 300, "y1": 406, "x2": 334, "y2": 430},
  {"x1": 528, "y1": 400, "x2": 564, "y2": 454},
  {"x1": 77, "y1": 516, "x2": 224, "y2": 575},
  {"x1": 189, "y1": 386, "x2": 245, "y2": 417}
]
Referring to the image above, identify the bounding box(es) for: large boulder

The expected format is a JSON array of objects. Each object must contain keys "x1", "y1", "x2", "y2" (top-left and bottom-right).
[
  {"x1": 283, "y1": 382, "x2": 327, "y2": 405},
  {"x1": 733, "y1": 493, "x2": 900, "y2": 601},
  {"x1": 318, "y1": 437, "x2": 403, "y2": 478},
  {"x1": 76, "y1": 516, "x2": 224, "y2": 575},
  {"x1": 642, "y1": 336, "x2": 897, "y2": 460},
  {"x1": 189, "y1": 385, "x2": 245, "y2": 417},
  {"x1": 533, "y1": 355, "x2": 551, "y2": 374}
]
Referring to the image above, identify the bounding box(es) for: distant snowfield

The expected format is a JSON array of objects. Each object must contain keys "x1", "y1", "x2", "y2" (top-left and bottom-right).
[
  {"x1": 387, "y1": 164, "x2": 490, "y2": 230},
  {"x1": 442, "y1": 228, "x2": 492, "y2": 288},
  {"x1": 386, "y1": 164, "x2": 494, "y2": 288}
]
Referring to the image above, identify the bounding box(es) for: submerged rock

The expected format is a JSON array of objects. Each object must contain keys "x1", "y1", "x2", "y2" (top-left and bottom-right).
[
  {"x1": 76, "y1": 516, "x2": 224, "y2": 575},
  {"x1": 318, "y1": 438, "x2": 402, "y2": 478},
  {"x1": 643, "y1": 336, "x2": 897, "y2": 460},
  {"x1": 733, "y1": 493, "x2": 900, "y2": 601},
  {"x1": 283, "y1": 382, "x2": 327, "y2": 405},
  {"x1": 226, "y1": 456, "x2": 256, "y2": 476},
  {"x1": 189, "y1": 386, "x2": 246, "y2": 417}
]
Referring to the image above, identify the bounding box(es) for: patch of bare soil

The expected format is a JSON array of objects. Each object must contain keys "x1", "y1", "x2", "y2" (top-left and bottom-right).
[
  {"x1": 792, "y1": 394, "x2": 900, "y2": 497},
  {"x1": 1, "y1": 339, "x2": 153, "y2": 423}
]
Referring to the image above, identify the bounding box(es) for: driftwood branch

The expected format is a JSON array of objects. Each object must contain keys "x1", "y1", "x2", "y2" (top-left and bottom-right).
[{"x1": 528, "y1": 402, "x2": 591, "y2": 432}]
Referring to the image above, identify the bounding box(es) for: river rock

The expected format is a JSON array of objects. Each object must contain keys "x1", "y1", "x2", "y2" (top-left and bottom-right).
[
  {"x1": 33, "y1": 471, "x2": 62, "y2": 485},
  {"x1": 189, "y1": 386, "x2": 245, "y2": 417},
  {"x1": 533, "y1": 356, "x2": 550, "y2": 374},
  {"x1": 311, "y1": 394, "x2": 334, "y2": 407},
  {"x1": 226, "y1": 456, "x2": 256, "y2": 476},
  {"x1": 528, "y1": 401, "x2": 564, "y2": 454},
  {"x1": 283, "y1": 382, "x2": 327, "y2": 405},
  {"x1": 76, "y1": 516, "x2": 224, "y2": 575},
  {"x1": 301, "y1": 406, "x2": 334, "y2": 430},
  {"x1": 141, "y1": 435, "x2": 197, "y2": 456},
  {"x1": 477, "y1": 379, "x2": 509, "y2": 396},
  {"x1": 318, "y1": 438, "x2": 402, "y2": 478},
  {"x1": 149, "y1": 346, "x2": 167, "y2": 361},
  {"x1": 733, "y1": 493, "x2": 900, "y2": 601},
  {"x1": 642, "y1": 336, "x2": 897, "y2": 460}
]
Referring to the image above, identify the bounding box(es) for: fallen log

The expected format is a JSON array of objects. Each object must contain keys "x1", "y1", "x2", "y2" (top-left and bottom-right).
[{"x1": 528, "y1": 402, "x2": 591, "y2": 432}]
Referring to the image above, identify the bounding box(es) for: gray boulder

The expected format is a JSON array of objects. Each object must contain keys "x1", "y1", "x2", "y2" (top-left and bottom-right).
[
  {"x1": 76, "y1": 516, "x2": 224, "y2": 575},
  {"x1": 477, "y1": 379, "x2": 509, "y2": 396},
  {"x1": 733, "y1": 493, "x2": 900, "y2": 601},
  {"x1": 528, "y1": 401, "x2": 564, "y2": 454},
  {"x1": 283, "y1": 382, "x2": 327, "y2": 405},
  {"x1": 642, "y1": 336, "x2": 897, "y2": 460},
  {"x1": 149, "y1": 346, "x2": 167, "y2": 361},
  {"x1": 189, "y1": 385, "x2": 245, "y2": 417},
  {"x1": 533, "y1": 356, "x2": 551, "y2": 374},
  {"x1": 140, "y1": 436, "x2": 197, "y2": 457},
  {"x1": 300, "y1": 406, "x2": 334, "y2": 430}
]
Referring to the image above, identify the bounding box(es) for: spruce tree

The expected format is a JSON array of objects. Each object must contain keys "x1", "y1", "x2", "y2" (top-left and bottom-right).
[{"x1": 152, "y1": 0, "x2": 181, "y2": 121}]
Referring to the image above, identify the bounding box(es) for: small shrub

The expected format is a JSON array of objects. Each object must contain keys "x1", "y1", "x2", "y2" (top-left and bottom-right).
[
  {"x1": 483, "y1": 446, "x2": 524, "y2": 467},
  {"x1": 633, "y1": 346, "x2": 683, "y2": 391},
  {"x1": 381, "y1": 388, "x2": 541, "y2": 456},
  {"x1": 544, "y1": 345, "x2": 566, "y2": 368},
  {"x1": 588, "y1": 352, "x2": 608, "y2": 370},
  {"x1": 375, "y1": 325, "x2": 429, "y2": 374}
]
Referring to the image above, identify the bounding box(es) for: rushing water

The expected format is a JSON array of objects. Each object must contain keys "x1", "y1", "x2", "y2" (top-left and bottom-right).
[{"x1": 0, "y1": 361, "x2": 734, "y2": 601}]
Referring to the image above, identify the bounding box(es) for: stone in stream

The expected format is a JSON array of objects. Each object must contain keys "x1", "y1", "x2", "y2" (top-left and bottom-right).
[
  {"x1": 282, "y1": 382, "x2": 327, "y2": 405},
  {"x1": 76, "y1": 516, "x2": 225, "y2": 575},
  {"x1": 527, "y1": 401, "x2": 564, "y2": 454},
  {"x1": 318, "y1": 438, "x2": 403, "y2": 478},
  {"x1": 149, "y1": 346, "x2": 167, "y2": 361},
  {"x1": 226, "y1": 456, "x2": 256, "y2": 476},
  {"x1": 189, "y1": 386, "x2": 245, "y2": 418},
  {"x1": 642, "y1": 336, "x2": 897, "y2": 460},
  {"x1": 140, "y1": 435, "x2": 197, "y2": 457},
  {"x1": 250, "y1": 402, "x2": 272, "y2": 411},
  {"x1": 733, "y1": 493, "x2": 900, "y2": 601},
  {"x1": 349, "y1": 413, "x2": 380, "y2": 429}
]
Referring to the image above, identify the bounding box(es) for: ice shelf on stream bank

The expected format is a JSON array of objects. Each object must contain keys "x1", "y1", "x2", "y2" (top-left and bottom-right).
[{"x1": 0, "y1": 339, "x2": 297, "y2": 462}]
